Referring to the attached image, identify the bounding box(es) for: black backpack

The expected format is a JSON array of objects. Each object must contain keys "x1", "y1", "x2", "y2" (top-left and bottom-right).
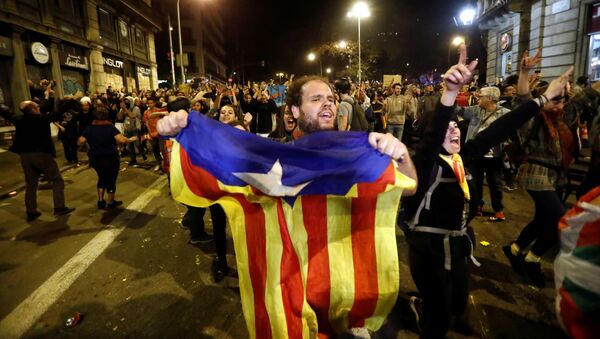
[{"x1": 343, "y1": 98, "x2": 369, "y2": 132}]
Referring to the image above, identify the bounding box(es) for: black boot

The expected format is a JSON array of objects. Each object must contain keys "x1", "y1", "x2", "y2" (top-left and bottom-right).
[{"x1": 212, "y1": 257, "x2": 229, "y2": 283}]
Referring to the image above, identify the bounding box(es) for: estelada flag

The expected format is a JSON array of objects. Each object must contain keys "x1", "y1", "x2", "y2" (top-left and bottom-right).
[{"x1": 169, "y1": 112, "x2": 416, "y2": 338}]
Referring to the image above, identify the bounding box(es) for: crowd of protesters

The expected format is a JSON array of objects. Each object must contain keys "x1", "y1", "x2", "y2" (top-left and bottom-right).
[{"x1": 1, "y1": 45, "x2": 599, "y2": 338}]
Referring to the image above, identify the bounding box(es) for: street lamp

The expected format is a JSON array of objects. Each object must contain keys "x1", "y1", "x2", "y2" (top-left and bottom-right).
[
  {"x1": 347, "y1": 1, "x2": 370, "y2": 84},
  {"x1": 307, "y1": 52, "x2": 322, "y2": 76},
  {"x1": 176, "y1": 0, "x2": 185, "y2": 85},
  {"x1": 337, "y1": 40, "x2": 348, "y2": 49},
  {"x1": 326, "y1": 68, "x2": 332, "y2": 74},
  {"x1": 448, "y1": 36, "x2": 465, "y2": 68},
  {"x1": 459, "y1": 7, "x2": 476, "y2": 26},
  {"x1": 167, "y1": 17, "x2": 176, "y2": 86}
]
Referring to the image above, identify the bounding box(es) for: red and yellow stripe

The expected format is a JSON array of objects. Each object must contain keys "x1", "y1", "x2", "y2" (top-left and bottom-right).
[{"x1": 170, "y1": 142, "x2": 415, "y2": 338}]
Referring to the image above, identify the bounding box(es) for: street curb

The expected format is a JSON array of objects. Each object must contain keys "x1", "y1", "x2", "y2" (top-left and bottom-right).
[{"x1": 0, "y1": 163, "x2": 79, "y2": 201}]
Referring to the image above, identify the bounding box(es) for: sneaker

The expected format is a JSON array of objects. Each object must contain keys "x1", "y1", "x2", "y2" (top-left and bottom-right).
[
  {"x1": 177, "y1": 222, "x2": 190, "y2": 231},
  {"x1": 188, "y1": 232, "x2": 213, "y2": 244},
  {"x1": 54, "y1": 207, "x2": 75, "y2": 216},
  {"x1": 522, "y1": 260, "x2": 546, "y2": 288},
  {"x1": 26, "y1": 211, "x2": 42, "y2": 222},
  {"x1": 489, "y1": 212, "x2": 506, "y2": 222},
  {"x1": 502, "y1": 244, "x2": 525, "y2": 276},
  {"x1": 106, "y1": 200, "x2": 123, "y2": 209},
  {"x1": 211, "y1": 257, "x2": 229, "y2": 283},
  {"x1": 97, "y1": 200, "x2": 107, "y2": 209},
  {"x1": 153, "y1": 165, "x2": 160, "y2": 172},
  {"x1": 476, "y1": 206, "x2": 484, "y2": 217},
  {"x1": 128, "y1": 161, "x2": 138, "y2": 166},
  {"x1": 409, "y1": 296, "x2": 423, "y2": 333}
]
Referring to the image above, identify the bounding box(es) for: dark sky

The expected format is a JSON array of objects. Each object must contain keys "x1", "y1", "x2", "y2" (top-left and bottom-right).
[{"x1": 224, "y1": 0, "x2": 480, "y2": 81}]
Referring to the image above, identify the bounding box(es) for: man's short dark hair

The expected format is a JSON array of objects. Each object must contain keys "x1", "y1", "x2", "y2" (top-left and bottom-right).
[
  {"x1": 167, "y1": 97, "x2": 191, "y2": 112},
  {"x1": 285, "y1": 76, "x2": 330, "y2": 108},
  {"x1": 334, "y1": 78, "x2": 351, "y2": 94},
  {"x1": 93, "y1": 107, "x2": 109, "y2": 120},
  {"x1": 392, "y1": 83, "x2": 402, "y2": 89}
]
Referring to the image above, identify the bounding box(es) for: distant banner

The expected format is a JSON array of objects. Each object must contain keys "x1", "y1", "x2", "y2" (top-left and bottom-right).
[{"x1": 383, "y1": 75, "x2": 402, "y2": 87}]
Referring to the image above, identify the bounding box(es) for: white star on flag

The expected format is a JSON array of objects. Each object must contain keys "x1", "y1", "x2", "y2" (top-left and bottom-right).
[{"x1": 233, "y1": 159, "x2": 311, "y2": 196}]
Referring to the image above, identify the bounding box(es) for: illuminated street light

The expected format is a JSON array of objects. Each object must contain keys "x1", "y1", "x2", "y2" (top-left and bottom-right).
[
  {"x1": 452, "y1": 36, "x2": 465, "y2": 46},
  {"x1": 307, "y1": 52, "x2": 322, "y2": 76},
  {"x1": 347, "y1": 1, "x2": 370, "y2": 84},
  {"x1": 459, "y1": 7, "x2": 476, "y2": 26},
  {"x1": 326, "y1": 68, "x2": 332, "y2": 74},
  {"x1": 337, "y1": 40, "x2": 348, "y2": 49}
]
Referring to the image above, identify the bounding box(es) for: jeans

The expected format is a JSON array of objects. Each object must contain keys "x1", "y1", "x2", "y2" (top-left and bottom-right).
[
  {"x1": 386, "y1": 123, "x2": 404, "y2": 141},
  {"x1": 470, "y1": 157, "x2": 504, "y2": 212},
  {"x1": 20, "y1": 152, "x2": 66, "y2": 213},
  {"x1": 124, "y1": 128, "x2": 141, "y2": 163}
]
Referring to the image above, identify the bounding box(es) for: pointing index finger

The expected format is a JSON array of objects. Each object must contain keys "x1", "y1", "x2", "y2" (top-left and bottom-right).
[{"x1": 458, "y1": 44, "x2": 468, "y2": 65}]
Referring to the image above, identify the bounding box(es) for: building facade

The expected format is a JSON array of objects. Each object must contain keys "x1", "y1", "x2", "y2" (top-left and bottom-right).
[
  {"x1": 0, "y1": 0, "x2": 160, "y2": 114},
  {"x1": 154, "y1": 0, "x2": 227, "y2": 84},
  {"x1": 477, "y1": 0, "x2": 600, "y2": 84}
]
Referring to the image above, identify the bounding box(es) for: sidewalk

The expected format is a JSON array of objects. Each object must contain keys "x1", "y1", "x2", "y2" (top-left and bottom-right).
[{"x1": 0, "y1": 138, "x2": 78, "y2": 200}]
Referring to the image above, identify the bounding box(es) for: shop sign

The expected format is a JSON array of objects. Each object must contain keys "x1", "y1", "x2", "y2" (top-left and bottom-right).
[
  {"x1": 0, "y1": 36, "x2": 12, "y2": 56},
  {"x1": 103, "y1": 56, "x2": 123, "y2": 68},
  {"x1": 60, "y1": 51, "x2": 89, "y2": 70},
  {"x1": 500, "y1": 32, "x2": 512, "y2": 53},
  {"x1": 137, "y1": 66, "x2": 151, "y2": 76},
  {"x1": 31, "y1": 42, "x2": 49, "y2": 64}
]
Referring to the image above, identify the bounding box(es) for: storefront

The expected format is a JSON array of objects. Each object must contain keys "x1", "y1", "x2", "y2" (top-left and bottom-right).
[
  {"x1": 136, "y1": 64, "x2": 151, "y2": 90},
  {"x1": 0, "y1": 35, "x2": 14, "y2": 147},
  {"x1": 59, "y1": 44, "x2": 89, "y2": 96},
  {"x1": 26, "y1": 40, "x2": 53, "y2": 95},
  {"x1": 103, "y1": 54, "x2": 125, "y2": 92},
  {"x1": 588, "y1": 3, "x2": 600, "y2": 81}
]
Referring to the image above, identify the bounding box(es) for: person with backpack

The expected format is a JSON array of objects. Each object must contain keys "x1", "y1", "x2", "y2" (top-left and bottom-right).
[
  {"x1": 334, "y1": 78, "x2": 369, "y2": 132},
  {"x1": 404, "y1": 44, "x2": 572, "y2": 338}
]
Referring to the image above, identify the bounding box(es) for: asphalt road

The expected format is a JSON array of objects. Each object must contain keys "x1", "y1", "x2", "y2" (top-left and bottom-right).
[{"x1": 0, "y1": 160, "x2": 568, "y2": 338}]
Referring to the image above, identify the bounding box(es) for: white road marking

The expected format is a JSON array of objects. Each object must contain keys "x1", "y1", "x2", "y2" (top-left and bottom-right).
[{"x1": 0, "y1": 177, "x2": 167, "y2": 338}]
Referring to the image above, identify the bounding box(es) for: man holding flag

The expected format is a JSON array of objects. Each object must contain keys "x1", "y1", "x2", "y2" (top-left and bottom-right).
[{"x1": 157, "y1": 75, "x2": 422, "y2": 338}]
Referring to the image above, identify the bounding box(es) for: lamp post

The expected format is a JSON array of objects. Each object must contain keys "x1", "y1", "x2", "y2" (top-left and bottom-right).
[
  {"x1": 307, "y1": 52, "x2": 322, "y2": 76},
  {"x1": 448, "y1": 36, "x2": 465, "y2": 68},
  {"x1": 176, "y1": 0, "x2": 185, "y2": 85},
  {"x1": 167, "y1": 16, "x2": 176, "y2": 86},
  {"x1": 347, "y1": 2, "x2": 370, "y2": 85}
]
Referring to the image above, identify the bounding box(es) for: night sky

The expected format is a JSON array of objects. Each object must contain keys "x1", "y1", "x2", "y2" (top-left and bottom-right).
[
  {"x1": 226, "y1": 0, "x2": 479, "y2": 81},
  {"x1": 159, "y1": 0, "x2": 480, "y2": 82}
]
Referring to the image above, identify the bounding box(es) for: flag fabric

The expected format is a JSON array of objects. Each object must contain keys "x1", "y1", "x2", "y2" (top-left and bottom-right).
[
  {"x1": 554, "y1": 186, "x2": 600, "y2": 339},
  {"x1": 169, "y1": 112, "x2": 416, "y2": 338}
]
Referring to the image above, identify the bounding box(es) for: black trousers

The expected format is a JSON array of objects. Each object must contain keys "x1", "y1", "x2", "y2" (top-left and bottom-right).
[
  {"x1": 90, "y1": 155, "x2": 120, "y2": 192},
  {"x1": 408, "y1": 233, "x2": 470, "y2": 339},
  {"x1": 60, "y1": 137, "x2": 78, "y2": 163},
  {"x1": 20, "y1": 152, "x2": 65, "y2": 213},
  {"x1": 516, "y1": 190, "x2": 566, "y2": 256},
  {"x1": 186, "y1": 205, "x2": 227, "y2": 259},
  {"x1": 471, "y1": 157, "x2": 504, "y2": 212}
]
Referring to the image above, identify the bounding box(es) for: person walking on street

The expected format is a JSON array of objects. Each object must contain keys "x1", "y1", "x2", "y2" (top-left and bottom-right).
[
  {"x1": 2, "y1": 100, "x2": 75, "y2": 221},
  {"x1": 78, "y1": 108, "x2": 137, "y2": 209}
]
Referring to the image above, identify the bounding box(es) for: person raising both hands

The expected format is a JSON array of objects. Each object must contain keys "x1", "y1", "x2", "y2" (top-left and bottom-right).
[{"x1": 403, "y1": 44, "x2": 572, "y2": 338}]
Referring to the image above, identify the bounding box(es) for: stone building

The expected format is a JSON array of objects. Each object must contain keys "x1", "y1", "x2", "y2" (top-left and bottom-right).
[
  {"x1": 476, "y1": 0, "x2": 600, "y2": 84},
  {"x1": 152, "y1": 0, "x2": 227, "y2": 85},
  {"x1": 0, "y1": 0, "x2": 160, "y2": 113}
]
